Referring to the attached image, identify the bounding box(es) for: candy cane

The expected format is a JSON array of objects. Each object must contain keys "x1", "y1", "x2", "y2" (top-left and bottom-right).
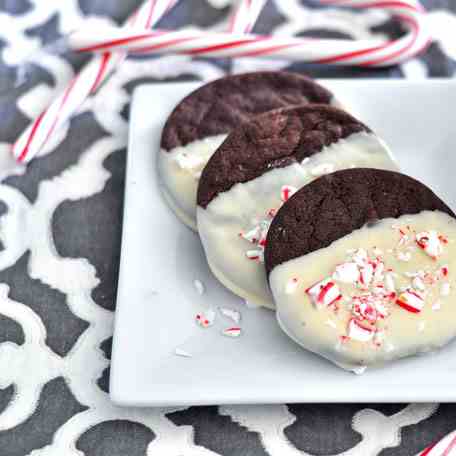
[
  {"x1": 418, "y1": 430, "x2": 456, "y2": 455},
  {"x1": 228, "y1": 0, "x2": 268, "y2": 33},
  {"x1": 70, "y1": 0, "x2": 430, "y2": 67},
  {"x1": 12, "y1": 0, "x2": 179, "y2": 164},
  {"x1": 12, "y1": 0, "x2": 265, "y2": 165}
]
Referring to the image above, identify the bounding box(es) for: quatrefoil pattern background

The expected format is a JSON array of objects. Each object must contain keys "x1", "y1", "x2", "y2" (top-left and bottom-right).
[{"x1": 0, "y1": 1, "x2": 455, "y2": 455}]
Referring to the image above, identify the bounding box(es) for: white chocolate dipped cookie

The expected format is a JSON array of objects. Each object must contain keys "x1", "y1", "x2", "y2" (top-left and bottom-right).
[
  {"x1": 158, "y1": 71, "x2": 342, "y2": 230},
  {"x1": 196, "y1": 105, "x2": 398, "y2": 309},
  {"x1": 265, "y1": 168, "x2": 456, "y2": 372}
]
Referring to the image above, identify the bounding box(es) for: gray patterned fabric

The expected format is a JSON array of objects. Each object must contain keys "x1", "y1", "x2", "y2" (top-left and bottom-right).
[{"x1": 0, "y1": 1, "x2": 455, "y2": 455}]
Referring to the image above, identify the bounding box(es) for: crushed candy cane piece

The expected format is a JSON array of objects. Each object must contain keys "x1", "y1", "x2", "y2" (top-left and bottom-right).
[
  {"x1": 281, "y1": 185, "x2": 297, "y2": 202},
  {"x1": 240, "y1": 226, "x2": 260, "y2": 243},
  {"x1": 404, "y1": 271, "x2": 418, "y2": 278},
  {"x1": 353, "y1": 248, "x2": 368, "y2": 266},
  {"x1": 285, "y1": 277, "x2": 299, "y2": 294},
  {"x1": 397, "y1": 251, "x2": 411, "y2": 262},
  {"x1": 440, "y1": 282, "x2": 451, "y2": 296},
  {"x1": 174, "y1": 348, "x2": 193, "y2": 358},
  {"x1": 194, "y1": 279, "x2": 205, "y2": 295},
  {"x1": 373, "y1": 261, "x2": 385, "y2": 282},
  {"x1": 374, "y1": 301, "x2": 389, "y2": 318},
  {"x1": 222, "y1": 327, "x2": 242, "y2": 338},
  {"x1": 241, "y1": 218, "x2": 271, "y2": 264},
  {"x1": 353, "y1": 302, "x2": 378, "y2": 323},
  {"x1": 306, "y1": 279, "x2": 342, "y2": 309},
  {"x1": 348, "y1": 318, "x2": 374, "y2": 342},
  {"x1": 219, "y1": 307, "x2": 241, "y2": 324},
  {"x1": 412, "y1": 276, "x2": 425, "y2": 291},
  {"x1": 196, "y1": 308, "x2": 216, "y2": 328},
  {"x1": 371, "y1": 284, "x2": 385, "y2": 295},
  {"x1": 358, "y1": 263, "x2": 374, "y2": 289},
  {"x1": 423, "y1": 271, "x2": 437, "y2": 285},
  {"x1": 416, "y1": 230, "x2": 444, "y2": 259},
  {"x1": 441, "y1": 265, "x2": 449, "y2": 277},
  {"x1": 333, "y1": 262, "x2": 359, "y2": 283},
  {"x1": 384, "y1": 273, "x2": 396, "y2": 293},
  {"x1": 396, "y1": 289, "x2": 424, "y2": 313},
  {"x1": 246, "y1": 249, "x2": 264, "y2": 262}
]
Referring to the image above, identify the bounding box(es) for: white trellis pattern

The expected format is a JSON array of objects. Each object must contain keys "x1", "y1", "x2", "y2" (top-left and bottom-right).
[{"x1": 0, "y1": 0, "x2": 455, "y2": 455}]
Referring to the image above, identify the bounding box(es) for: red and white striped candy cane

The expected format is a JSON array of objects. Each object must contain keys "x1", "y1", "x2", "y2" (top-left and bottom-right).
[
  {"x1": 228, "y1": 0, "x2": 268, "y2": 33},
  {"x1": 71, "y1": 0, "x2": 429, "y2": 68},
  {"x1": 418, "y1": 430, "x2": 456, "y2": 455},
  {"x1": 12, "y1": 0, "x2": 265, "y2": 165},
  {"x1": 12, "y1": 0, "x2": 179, "y2": 164},
  {"x1": 13, "y1": 0, "x2": 429, "y2": 165}
]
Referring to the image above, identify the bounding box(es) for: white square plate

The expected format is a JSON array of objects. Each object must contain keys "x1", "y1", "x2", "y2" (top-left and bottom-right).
[{"x1": 110, "y1": 79, "x2": 456, "y2": 406}]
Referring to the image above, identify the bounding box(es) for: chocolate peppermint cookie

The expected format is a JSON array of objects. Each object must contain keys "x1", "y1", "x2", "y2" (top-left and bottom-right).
[
  {"x1": 265, "y1": 168, "x2": 456, "y2": 372},
  {"x1": 196, "y1": 105, "x2": 398, "y2": 309},
  {"x1": 158, "y1": 71, "x2": 340, "y2": 230}
]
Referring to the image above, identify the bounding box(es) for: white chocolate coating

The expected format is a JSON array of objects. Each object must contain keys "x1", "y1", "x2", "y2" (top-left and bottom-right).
[
  {"x1": 158, "y1": 135, "x2": 227, "y2": 230},
  {"x1": 197, "y1": 132, "x2": 398, "y2": 309},
  {"x1": 270, "y1": 211, "x2": 456, "y2": 372}
]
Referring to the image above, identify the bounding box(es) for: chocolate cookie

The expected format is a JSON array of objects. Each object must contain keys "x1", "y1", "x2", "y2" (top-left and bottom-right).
[
  {"x1": 157, "y1": 71, "x2": 340, "y2": 230},
  {"x1": 198, "y1": 104, "x2": 371, "y2": 209},
  {"x1": 265, "y1": 168, "x2": 456, "y2": 372},
  {"x1": 196, "y1": 105, "x2": 398, "y2": 309}
]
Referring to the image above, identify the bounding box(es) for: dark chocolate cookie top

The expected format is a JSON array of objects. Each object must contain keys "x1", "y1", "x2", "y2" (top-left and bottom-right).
[
  {"x1": 264, "y1": 168, "x2": 455, "y2": 275},
  {"x1": 197, "y1": 104, "x2": 369, "y2": 209},
  {"x1": 161, "y1": 71, "x2": 334, "y2": 151}
]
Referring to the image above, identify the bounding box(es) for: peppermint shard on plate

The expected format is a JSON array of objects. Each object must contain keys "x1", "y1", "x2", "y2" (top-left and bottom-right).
[
  {"x1": 265, "y1": 168, "x2": 456, "y2": 373},
  {"x1": 196, "y1": 105, "x2": 397, "y2": 309}
]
